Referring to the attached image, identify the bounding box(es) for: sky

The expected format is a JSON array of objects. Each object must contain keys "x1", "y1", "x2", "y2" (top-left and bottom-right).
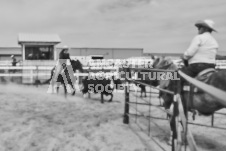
[{"x1": 0, "y1": 0, "x2": 226, "y2": 54}]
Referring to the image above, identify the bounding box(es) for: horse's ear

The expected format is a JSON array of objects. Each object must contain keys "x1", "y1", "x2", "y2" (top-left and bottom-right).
[{"x1": 153, "y1": 57, "x2": 160, "y2": 68}]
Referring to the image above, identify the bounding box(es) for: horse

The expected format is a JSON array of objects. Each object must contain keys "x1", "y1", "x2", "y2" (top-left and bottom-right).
[
  {"x1": 152, "y1": 56, "x2": 226, "y2": 145},
  {"x1": 152, "y1": 56, "x2": 226, "y2": 115},
  {"x1": 46, "y1": 59, "x2": 83, "y2": 96}
]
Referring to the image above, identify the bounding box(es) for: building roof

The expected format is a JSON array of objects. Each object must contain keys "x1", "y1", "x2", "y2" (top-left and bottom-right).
[
  {"x1": 0, "y1": 47, "x2": 21, "y2": 55},
  {"x1": 143, "y1": 52, "x2": 182, "y2": 57},
  {"x1": 18, "y1": 33, "x2": 61, "y2": 44}
]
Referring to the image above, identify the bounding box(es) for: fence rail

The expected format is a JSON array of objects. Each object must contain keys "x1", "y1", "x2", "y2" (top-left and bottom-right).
[
  {"x1": 0, "y1": 65, "x2": 119, "y2": 84},
  {"x1": 0, "y1": 73, "x2": 89, "y2": 77},
  {"x1": 0, "y1": 66, "x2": 118, "y2": 70}
]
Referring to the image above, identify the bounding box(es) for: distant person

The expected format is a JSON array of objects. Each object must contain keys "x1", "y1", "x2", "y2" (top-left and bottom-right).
[
  {"x1": 53, "y1": 45, "x2": 72, "y2": 81},
  {"x1": 11, "y1": 55, "x2": 17, "y2": 66},
  {"x1": 10, "y1": 55, "x2": 20, "y2": 73},
  {"x1": 51, "y1": 45, "x2": 76, "y2": 95},
  {"x1": 181, "y1": 19, "x2": 219, "y2": 84}
]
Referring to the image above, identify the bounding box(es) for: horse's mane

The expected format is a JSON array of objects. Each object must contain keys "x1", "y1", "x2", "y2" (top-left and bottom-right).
[
  {"x1": 70, "y1": 59, "x2": 83, "y2": 72},
  {"x1": 152, "y1": 56, "x2": 178, "y2": 90},
  {"x1": 153, "y1": 56, "x2": 178, "y2": 70}
]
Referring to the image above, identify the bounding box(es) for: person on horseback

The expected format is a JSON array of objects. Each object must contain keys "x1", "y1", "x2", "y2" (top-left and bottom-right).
[
  {"x1": 181, "y1": 19, "x2": 219, "y2": 84},
  {"x1": 52, "y1": 45, "x2": 76, "y2": 95},
  {"x1": 53, "y1": 45, "x2": 70, "y2": 79}
]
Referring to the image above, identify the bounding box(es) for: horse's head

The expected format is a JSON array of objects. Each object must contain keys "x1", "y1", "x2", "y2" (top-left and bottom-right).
[
  {"x1": 153, "y1": 56, "x2": 176, "y2": 70},
  {"x1": 152, "y1": 57, "x2": 178, "y2": 109},
  {"x1": 153, "y1": 57, "x2": 178, "y2": 88}
]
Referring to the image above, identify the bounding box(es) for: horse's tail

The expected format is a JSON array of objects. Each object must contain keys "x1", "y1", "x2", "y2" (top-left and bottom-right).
[
  {"x1": 42, "y1": 66, "x2": 55, "y2": 85},
  {"x1": 42, "y1": 78, "x2": 51, "y2": 84}
]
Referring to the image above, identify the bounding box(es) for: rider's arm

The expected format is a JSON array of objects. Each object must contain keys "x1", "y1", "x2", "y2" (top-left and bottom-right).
[{"x1": 183, "y1": 35, "x2": 201, "y2": 60}]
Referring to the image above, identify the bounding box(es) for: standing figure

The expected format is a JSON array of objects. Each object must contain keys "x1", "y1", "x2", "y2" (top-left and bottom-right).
[
  {"x1": 11, "y1": 55, "x2": 17, "y2": 66},
  {"x1": 10, "y1": 55, "x2": 18, "y2": 73}
]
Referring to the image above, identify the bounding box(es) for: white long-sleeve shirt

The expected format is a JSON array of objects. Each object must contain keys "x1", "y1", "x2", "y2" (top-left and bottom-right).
[{"x1": 184, "y1": 32, "x2": 219, "y2": 64}]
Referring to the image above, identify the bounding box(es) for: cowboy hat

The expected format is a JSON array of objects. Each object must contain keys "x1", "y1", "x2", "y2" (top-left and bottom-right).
[{"x1": 195, "y1": 19, "x2": 217, "y2": 32}]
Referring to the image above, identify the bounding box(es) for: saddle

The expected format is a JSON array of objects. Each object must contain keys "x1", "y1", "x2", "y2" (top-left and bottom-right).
[
  {"x1": 183, "y1": 68, "x2": 216, "y2": 92},
  {"x1": 195, "y1": 68, "x2": 216, "y2": 83},
  {"x1": 191, "y1": 68, "x2": 216, "y2": 93}
]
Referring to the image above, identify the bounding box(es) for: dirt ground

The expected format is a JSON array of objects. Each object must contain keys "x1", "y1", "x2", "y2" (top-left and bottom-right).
[
  {"x1": 0, "y1": 84, "x2": 226, "y2": 151},
  {"x1": 128, "y1": 89, "x2": 226, "y2": 151},
  {"x1": 0, "y1": 84, "x2": 160, "y2": 151}
]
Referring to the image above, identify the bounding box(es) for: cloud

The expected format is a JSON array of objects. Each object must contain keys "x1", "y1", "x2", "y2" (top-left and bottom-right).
[
  {"x1": 0, "y1": 0, "x2": 226, "y2": 54},
  {"x1": 98, "y1": 0, "x2": 151, "y2": 12}
]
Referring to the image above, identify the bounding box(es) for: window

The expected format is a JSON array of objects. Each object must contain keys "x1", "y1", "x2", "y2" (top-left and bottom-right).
[{"x1": 25, "y1": 46, "x2": 54, "y2": 60}]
